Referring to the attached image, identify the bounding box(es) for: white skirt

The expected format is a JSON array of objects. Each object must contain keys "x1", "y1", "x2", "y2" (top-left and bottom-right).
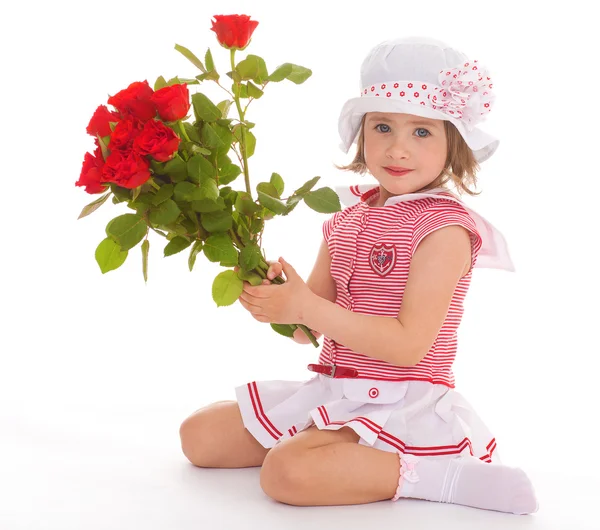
[{"x1": 235, "y1": 374, "x2": 500, "y2": 463}]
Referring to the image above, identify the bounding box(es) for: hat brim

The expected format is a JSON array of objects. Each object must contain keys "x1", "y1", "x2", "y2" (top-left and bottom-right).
[{"x1": 338, "y1": 96, "x2": 499, "y2": 164}]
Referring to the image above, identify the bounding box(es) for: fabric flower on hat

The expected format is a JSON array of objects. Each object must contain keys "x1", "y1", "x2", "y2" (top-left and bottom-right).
[{"x1": 431, "y1": 60, "x2": 495, "y2": 131}]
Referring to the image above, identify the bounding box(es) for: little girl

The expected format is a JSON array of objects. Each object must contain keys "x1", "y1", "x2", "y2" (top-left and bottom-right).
[{"x1": 179, "y1": 36, "x2": 539, "y2": 515}]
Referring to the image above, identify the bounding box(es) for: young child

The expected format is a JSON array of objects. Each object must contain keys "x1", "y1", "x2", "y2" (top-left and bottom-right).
[{"x1": 179, "y1": 36, "x2": 539, "y2": 515}]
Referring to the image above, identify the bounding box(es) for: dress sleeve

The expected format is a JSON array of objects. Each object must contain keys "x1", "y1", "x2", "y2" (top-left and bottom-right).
[
  {"x1": 410, "y1": 203, "x2": 483, "y2": 274},
  {"x1": 322, "y1": 210, "x2": 344, "y2": 243}
]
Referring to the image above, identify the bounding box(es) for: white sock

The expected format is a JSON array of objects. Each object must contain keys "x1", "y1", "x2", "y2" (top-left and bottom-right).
[{"x1": 395, "y1": 454, "x2": 539, "y2": 515}]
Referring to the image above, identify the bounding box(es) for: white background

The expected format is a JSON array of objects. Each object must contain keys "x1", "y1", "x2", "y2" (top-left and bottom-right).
[{"x1": 1, "y1": 0, "x2": 598, "y2": 528}]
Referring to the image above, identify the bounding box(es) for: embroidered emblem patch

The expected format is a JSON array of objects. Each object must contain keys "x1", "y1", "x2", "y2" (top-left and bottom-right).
[{"x1": 369, "y1": 242, "x2": 396, "y2": 276}]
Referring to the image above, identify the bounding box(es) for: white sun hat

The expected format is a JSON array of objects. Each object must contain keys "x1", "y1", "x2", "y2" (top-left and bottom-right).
[{"x1": 338, "y1": 36, "x2": 499, "y2": 163}]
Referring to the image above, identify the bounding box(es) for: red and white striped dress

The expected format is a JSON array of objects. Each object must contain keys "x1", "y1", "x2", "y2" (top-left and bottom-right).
[
  {"x1": 319, "y1": 186, "x2": 482, "y2": 388},
  {"x1": 235, "y1": 186, "x2": 503, "y2": 464}
]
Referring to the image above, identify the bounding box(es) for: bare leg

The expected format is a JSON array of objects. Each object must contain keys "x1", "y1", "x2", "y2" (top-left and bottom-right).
[
  {"x1": 179, "y1": 400, "x2": 270, "y2": 468},
  {"x1": 260, "y1": 425, "x2": 399, "y2": 506}
]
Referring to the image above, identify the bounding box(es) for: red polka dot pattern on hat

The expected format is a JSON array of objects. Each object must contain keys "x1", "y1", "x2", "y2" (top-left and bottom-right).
[{"x1": 359, "y1": 58, "x2": 495, "y2": 127}]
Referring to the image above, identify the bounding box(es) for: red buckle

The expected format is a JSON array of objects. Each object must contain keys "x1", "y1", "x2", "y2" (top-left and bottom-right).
[{"x1": 307, "y1": 363, "x2": 358, "y2": 378}]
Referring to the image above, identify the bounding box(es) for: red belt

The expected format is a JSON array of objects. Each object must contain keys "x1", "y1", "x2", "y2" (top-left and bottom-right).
[{"x1": 307, "y1": 363, "x2": 358, "y2": 378}]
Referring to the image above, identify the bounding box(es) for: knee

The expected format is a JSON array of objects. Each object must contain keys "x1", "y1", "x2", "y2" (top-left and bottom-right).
[
  {"x1": 259, "y1": 446, "x2": 308, "y2": 504},
  {"x1": 179, "y1": 412, "x2": 214, "y2": 467}
]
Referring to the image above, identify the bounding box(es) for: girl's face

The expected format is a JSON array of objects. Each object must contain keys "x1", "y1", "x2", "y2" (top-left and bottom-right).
[{"x1": 363, "y1": 112, "x2": 448, "y2": 204}]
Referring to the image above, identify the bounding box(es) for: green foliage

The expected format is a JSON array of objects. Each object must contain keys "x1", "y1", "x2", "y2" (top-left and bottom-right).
[{"x1": 79, "y1": 33, "x2": 338, "y2": 348}]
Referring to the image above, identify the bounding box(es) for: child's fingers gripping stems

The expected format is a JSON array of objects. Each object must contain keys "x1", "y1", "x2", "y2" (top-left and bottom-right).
[{"x1": 266, "y1": 260, "x2": 283, "y2": 281}]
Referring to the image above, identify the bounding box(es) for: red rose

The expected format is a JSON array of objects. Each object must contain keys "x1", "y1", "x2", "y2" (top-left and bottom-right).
[
  {"x1": 108, "y1": 116, "x2": 144, "y2": 150},
  {"x1": 134, "y1": 119, "x2": 181, "y2": 162},
  {"x1": 102, "y1": 148, "x2": 151, "y2": 189},
  {"x1": 210, "y1": 14, "x2": 259, "y2": 50},
  {"x1": 151, "y1": 83, "x2": 190, "y2": 122},
  {"x1": 76, "y1": 147, "x2": 109, "y2": 194},
  {"x1": 86, "y1": 105, "x2": 121, "y2": 137},
  {"x1": 107, "y1": 81, "x2": 157, "y2": 122}
]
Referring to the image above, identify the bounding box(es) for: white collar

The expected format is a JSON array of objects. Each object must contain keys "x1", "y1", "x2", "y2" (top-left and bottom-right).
[{"x1": 335, "y1": 184, "x2": 515, "y2": 272}]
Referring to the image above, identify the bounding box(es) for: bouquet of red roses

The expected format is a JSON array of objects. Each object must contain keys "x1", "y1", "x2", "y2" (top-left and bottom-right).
[{"x1": 75, "y1": 14, "x2": 341, "y2": 347}]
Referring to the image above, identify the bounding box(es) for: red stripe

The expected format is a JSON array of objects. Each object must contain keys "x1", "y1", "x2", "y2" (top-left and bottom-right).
[{"x1": 247, "y1": 382, "x2": 282, "y2": 440}]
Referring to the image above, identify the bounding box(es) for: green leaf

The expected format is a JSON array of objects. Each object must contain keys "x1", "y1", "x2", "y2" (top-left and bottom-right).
[
  {"x1": 201, "y1": 122, "x2": 233, "y2": 159},
  {"x1": 232, "y1": 82, "x2": 248, "y2": 99},
  {"x1": 78, "y1": 191, "x2": 111, "y2": 220},
  {"x1": 203, "y1": 233, "x2": 237, "y2": 263},
  {"x1": 151, "y1": 183, "x2": 174, "y2": 206},
  {"x1": 212, "y1": 269, "x2": 244, "y2": 307},
  {"x1": 216, "y1": 100, "x2": 232, "y2": 118},
  {"x1": 174, "y1": 44, "x2": 207, "y2": 73},
  {"x1": 154, "y1": 76, "x2": 168, "y2": 91},
  {"x1": 267, "y1": 63, "x2": 312, "y2": 84},
  {"x1": 141, "y1": 239, "x2": 149, "y2": 282},
  {"x1": 270, "y1": 173, "x2": 284, "y2": 197},
  {"x1": 174, "y1": 181, "x2": 195, "y2": 202},
  {"x1": 234, "y1": 191, "x2": 261, "y2": 215},
  {"x1": 246, "y1": 81, "x2": 264, "y2": 99},
  {"x1": 257, "y1": 182, "x2": 280, "y2": 199},
  {"x1": 110, "y1": 184, "x2": 131, "y2": 203},
  {"x1": 191, "y1": 92, "x2": 222, "y2": 122},
  {"x1": 270, "y1": 323, "x2": 296, "y2": 338},
  {"x1": 201, "y1": 210, "x2": 233, "y2": 233},
  {"x1": 201, "y1": 122, "x2": 226, "y2": 149},
  {"x1": 236, "y1": 54, "x2": 268, "y2": 83},
  {"x1": 96, "y1": 237, "x2": 128, "y2": 273},
  {"x1": 106, "y1": 214, "x2": 147, "y2": 251},
  {"x1": 218, "y1": 163, "x2": 242, "y2": 186},
  {"x1": 188, "y1": 240, "x2": 203, "y2": 271},
  {"x1": 183, "y1": 122, "x2": 202, "y2": 144},
  {"x1": 250, "y1": 217, "x2": 265, "y2": 235},
  {"x1": 132, "y1": 185, "x2": 142, "y2": 203},
  {"x1": 245, "y1": 130, "x2": 256, "y2": 157},
  {"x1": 164, "y1": 235, "x2": 192, "y2": 256},
  {"x1": 237, "y1": 269, "x2": 263, "y2": 286},
  {"x1": 257, "y1": 191, "x2": 288, "y2": 215},
  {"x1": 191, "y1": 197, "x2": 227, "y2": 213},
  {"x1": 196, "y1": 71, "x2": 219, "y2": 82},
  {"x1": 286, "y1": 65, "x2": 312, "y2": 84},
  {"x1": 187, "y1": 154, "x2": 216, "y2": 183},
  {"x1": 239, "y1": 243, "x2": 262, "y2": 270},
  {"x1": 191, "y1": 178, "x2": 219, "y2": 201},
  {"x1": 163, "y1": 154, "x2": 188, "y2": 182},
  {"x1": 293, "y1": 176, "x2": 321, "y2": 195},
  {"x1": 96, "y1": 134, "x2": 109, "y2": 161},
  {"x1": 205, "y1": 48, "x2": 215, "y2": 72},
  {"x1": 303, "y1": 187, "x2": 342, "y2": 213},
  {"x1": 148, "y1": 199, "x2": 181, "y2": 226},
  {"x1": 284, "y1": 194, "x2": 303, "y2": 213}
]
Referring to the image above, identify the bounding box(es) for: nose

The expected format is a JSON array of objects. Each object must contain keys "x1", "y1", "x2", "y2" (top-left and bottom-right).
[{"x1": 385, "y1": 138, "x2": 410, "y2": 159}]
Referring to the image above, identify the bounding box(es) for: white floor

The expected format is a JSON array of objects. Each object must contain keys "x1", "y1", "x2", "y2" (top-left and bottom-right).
[{"x1": 1, "y1": 402, "x2": 596, "y2": 530}]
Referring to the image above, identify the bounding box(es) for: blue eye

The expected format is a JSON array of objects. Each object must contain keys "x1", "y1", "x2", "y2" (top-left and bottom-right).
[
  {"x1": 375, "y1": 123, "x2": 391, "y2": 133},
  {"x1": 374, "y1": 124, "x2": 431, "y2": 137}
]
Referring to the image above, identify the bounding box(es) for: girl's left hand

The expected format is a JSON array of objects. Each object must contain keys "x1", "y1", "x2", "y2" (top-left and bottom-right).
[{"x1": 238, "y1": 257, "x2": 314, "y2": 325}]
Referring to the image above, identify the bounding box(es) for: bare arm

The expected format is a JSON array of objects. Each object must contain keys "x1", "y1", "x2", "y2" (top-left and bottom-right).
[{"x1": 292, "y1": 237, "x2": 337, "y2": 344}]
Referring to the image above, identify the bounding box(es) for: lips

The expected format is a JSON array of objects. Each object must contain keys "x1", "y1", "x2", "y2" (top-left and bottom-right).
[{"x1": 384, "y1": 167, "x2": 413, "y2": 176}]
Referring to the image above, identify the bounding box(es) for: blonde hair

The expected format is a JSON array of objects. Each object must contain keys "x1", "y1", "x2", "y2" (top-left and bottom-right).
[{"x1": 334, "y1": 114, "x2": 482, "y2": 197}]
